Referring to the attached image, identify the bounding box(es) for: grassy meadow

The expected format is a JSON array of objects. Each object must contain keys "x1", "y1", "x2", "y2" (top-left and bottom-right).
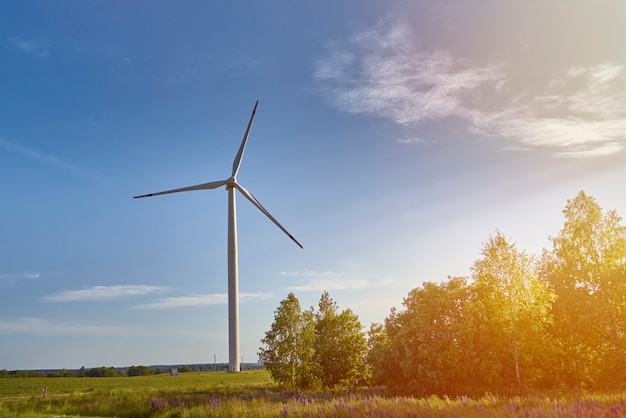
[{"x1": 1, "y1": 370, "x2": 626, "y2": 417}]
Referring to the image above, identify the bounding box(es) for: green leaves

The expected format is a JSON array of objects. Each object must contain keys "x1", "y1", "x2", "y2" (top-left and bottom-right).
[
  {"x1": 541, "y1": 191, "x2": 626, "y2": 388},
  {"x1": 259, "y1": 291, "x2": 369, "y2": 390},
  {"x1": 384, "y1": 277, "x2": 476, "y2": 395},
  {"x1": 314, "y1": 292, "x2": 370, "y2": 388},
  {"x1": 259, "y1": 293, "x2": 314, "y2": 390},
  {"x1": 471, "y1": 231, "x2": 555, "y2": 389},
  {"x1": 380, "y1": 235, "x2": 556, "y2": 395}
]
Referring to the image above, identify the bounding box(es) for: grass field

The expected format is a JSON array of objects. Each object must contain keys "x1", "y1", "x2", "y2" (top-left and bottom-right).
[{"x1": 1, "y1": 370, "x2": 626, "y2": 417}]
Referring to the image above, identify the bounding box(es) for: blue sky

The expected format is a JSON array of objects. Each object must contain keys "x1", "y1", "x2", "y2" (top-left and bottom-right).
[{"x1": 1, "y1": 1, "x2": 625, "y2": 370}]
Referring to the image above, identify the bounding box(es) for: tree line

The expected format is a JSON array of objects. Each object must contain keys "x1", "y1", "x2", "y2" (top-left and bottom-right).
[
  {"x1": 0, "y1": 363, "x2": 263, "y2": 378},
  {"x1": 0, "y1": 366, "x2": 162, "y2": 378},
  {"x1": 1, "y1": 365, "x2": 193, "y2": 378},
  {"x1": 259, "y1": 191, "x2": 626, "y2": 394}
]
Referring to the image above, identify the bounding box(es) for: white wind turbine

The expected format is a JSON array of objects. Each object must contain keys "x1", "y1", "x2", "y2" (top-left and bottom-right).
[{"x1": 134, "y1": 101, "x2": 302, "y2": 372}]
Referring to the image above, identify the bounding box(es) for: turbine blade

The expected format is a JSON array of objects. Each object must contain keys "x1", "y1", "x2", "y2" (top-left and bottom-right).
[
  {"x1": 232, "y1": 101, "x2": 259, "y2": 178},
  {"x1": 235, "y1": 183, "x2": 303, "y2": 249},
  {"x1": 134, "y1": 179, "x2": 228, "y2": 198}
]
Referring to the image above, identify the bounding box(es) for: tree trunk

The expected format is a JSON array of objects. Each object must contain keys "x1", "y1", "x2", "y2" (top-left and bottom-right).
[{"x1": 513, "y1": 332, "x2": 521, "y2": 387}]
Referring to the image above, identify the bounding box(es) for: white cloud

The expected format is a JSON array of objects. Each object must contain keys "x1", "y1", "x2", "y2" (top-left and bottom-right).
[
  {"x1": 315, "y1": 20, "x2": 504, "y2": 126},
  {"x1": 315, "y1": 18, "x2": 626, "y2": 158},
  {"x1": 133, "y1": 291, "x2": 273, "y2": 309},
  {"x1": 8, "y1": 37, "x2": 49, "y2": 58},
  {"x1": 43, "y1": 285, "x2": 166, "y2": 302},
  {"x1": 0, "y1": 317, "x2": 136, "y2": 337},
  {"x1": 397, "y1": 136, "x2": 426, "y2": 145},
  {"x1": 287, "y1": 278, "x2": 371, "y2": 292},
  {"x1": 135, "y1": 293, "x2": 227, "y2": 309},
  {"x1": 0, "y1": 272, "x2": 40, "y2": 281},
  {"x1": 473, "y1": 64, "x2": 626, "y2": 157},
  {"x1": 282, "y1": 268, "x2": 390, "y2": 292}
]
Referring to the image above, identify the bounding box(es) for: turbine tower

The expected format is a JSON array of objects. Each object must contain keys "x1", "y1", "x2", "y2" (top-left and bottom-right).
[{"x1": 134, "y1": 101, "x2": 302, "y2": 372}]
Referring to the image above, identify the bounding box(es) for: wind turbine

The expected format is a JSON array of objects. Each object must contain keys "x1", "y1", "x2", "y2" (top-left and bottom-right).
[{"x1": 134, "y1": 101, "x2": 302, "y2": 372}]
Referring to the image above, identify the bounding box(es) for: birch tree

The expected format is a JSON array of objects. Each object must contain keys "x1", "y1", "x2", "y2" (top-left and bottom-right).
[
  {"x1": 540, "y1": 191, "x2": 626, "y2": 387},
  {"x1": 471, "y1": 231, "x2": 555, "y2": 389},
  {"x1": 258, "y1": 293, "x2": 319, "y2": 389}
]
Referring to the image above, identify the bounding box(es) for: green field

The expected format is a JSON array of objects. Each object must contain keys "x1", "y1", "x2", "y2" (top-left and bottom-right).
[
  {"x1": 0, "y1": 370, "x2": 272, "y2": 397},
  {"x1": 2, "y1": 370, "x2": 626, "y2": 417}
]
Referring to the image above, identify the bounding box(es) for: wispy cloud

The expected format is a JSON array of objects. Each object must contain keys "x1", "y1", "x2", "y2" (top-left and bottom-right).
[
  {"x1": 0, "y1": 317, "x2": 136, "y2": 336},
  {"x1": 315, "y1": 20, "x2": 504, "y2": 126},
  {"x1": 282, "y1": 268, "x2": 389, "y2": 292},
  {"x1": 43, "y1": 285, "x2": 166, "y2": 302},
  {"x1": 287, "y1": 277, "x2": 371, "y2": 292},
  {"x1": 315, "y1": 19, "x2": 626, "y2": 158},
  {"x1": 1, "y1": 138, "x2": 75, "y2": 171},
  {"x1": 472, "y1": 64, "x2": 626, "y2": 158},
  {"x1": 397, "y1": 136, "x2": 427, "y2": 145},
  {"x1": 0, "y1": 272, "x2": 40, "y2": 281},
  {"x1": 0, "y1": 137, "x2": 103, "y2": 180},
  {"x1": 8, "y1": 36, "x2": 49, "y2": 58},
  {"x1": 133, "y1": 291, "x2": 273, "y2": 309}
]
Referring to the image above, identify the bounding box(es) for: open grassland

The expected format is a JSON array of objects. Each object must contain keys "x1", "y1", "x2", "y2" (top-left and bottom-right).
[
  {"x1": 2, "y1": 370, "x2": 626, "y2": 417},
  {"x1": 0, "y1": 370, "x2": 271, "y2": 397}
]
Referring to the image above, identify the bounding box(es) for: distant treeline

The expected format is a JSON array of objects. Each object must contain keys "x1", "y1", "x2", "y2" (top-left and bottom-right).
[{"x1": 0, "y1": 363, "x2": 263, "y2": 378}]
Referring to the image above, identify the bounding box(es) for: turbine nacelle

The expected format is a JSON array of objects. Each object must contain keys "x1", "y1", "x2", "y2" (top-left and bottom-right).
[{"x1": 226, "y1": 177, "x2": 237, "y2": 188}]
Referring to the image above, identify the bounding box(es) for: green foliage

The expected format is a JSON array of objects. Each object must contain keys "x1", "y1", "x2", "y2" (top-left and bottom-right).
[
  {"x1": 471, "y1": 231, "x2": 555, "y2": 390},
  {"x1": 260, "y1": 291, "x2": 369, "y2": 390},
  {"x1": 127, "y1": 365, "x2": 154, "y2": 377},
  {"x1": 259, "y1": 293, "x2": 320, "y2": 390},
  {"x1": 366, "y1": 322, "x2": 391, "y2": 386},
  {"x1": 385, "y1": 277, "x2": 475, "y2": 395},
  {"x1": 88, "y1": 366, "x2": 118, "y2": 377},
  {"x1": 540, "y1": 191, "x2": 626, "y2": 388},
  {"x1": 314, "y1": 291, "x2": 370, "y2": 388},
  {"x1": 12, "y1": 371, "x2": 46, "y2": 378},
  {"x1": 46, "y1": 369, "x2": 76, "y2": 378}
]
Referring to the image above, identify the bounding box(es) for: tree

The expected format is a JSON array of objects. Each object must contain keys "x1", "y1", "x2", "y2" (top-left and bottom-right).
[
  {"x1": 88, "y1": 367, "x2": 117, "y2": 377},
  {"x1": 540, "y1": 191, "x2": 626, "y2": 388},
  {"x1": 128, "y1": 365, "x2": 154, "y2": 376},
  {"x1": 259, "y1": 293, "x2": 320, "y2": 390},
  {"x1": 50, "y1": 368, "x2": 76, "y2": 378},
  {"x1": 384, "y1": 277, "x2": 474, "y2": 395},
  {"x1": 366, "y1": 322, "x2": 392, "y2": 386},
  {"x1": 260, "y1": 291, "x2": 369, "y2": 390},
  {"x1": 313, "y1": 291, "x2": 370, "y2": 388},
  {"x1": 379, "y1": 234, "x2": 555, "y2": 396},
  {"x1": 471, "y1": 231, "x2": 555, "y2": 390}
]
